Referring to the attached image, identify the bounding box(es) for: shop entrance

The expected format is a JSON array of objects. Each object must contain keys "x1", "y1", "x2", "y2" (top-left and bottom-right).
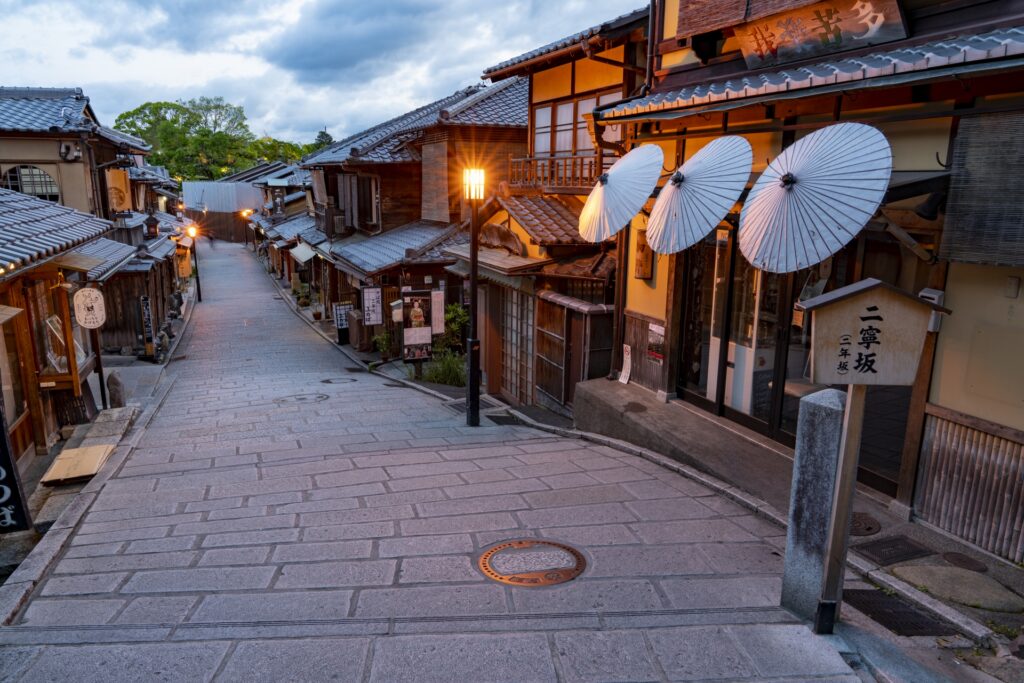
[{"x1": 676, "y1": 228, "x2": 922, "y2": 496}]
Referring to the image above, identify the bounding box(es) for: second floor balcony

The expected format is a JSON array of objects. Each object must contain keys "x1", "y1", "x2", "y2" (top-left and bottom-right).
[{"x1": 509, "y1": 153, "x2": 614, "y2": 194}]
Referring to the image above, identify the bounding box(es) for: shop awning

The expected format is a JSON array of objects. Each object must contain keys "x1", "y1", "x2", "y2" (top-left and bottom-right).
[
  {"x1": 0, "y1": 305, "x2": 23, "y2": 325},
  {"x1": 52, "y1": 253, "x2": 106, "y2": 273},
  {"x1": 290, "y1": 242, "x2": 317, "y2": 264}
]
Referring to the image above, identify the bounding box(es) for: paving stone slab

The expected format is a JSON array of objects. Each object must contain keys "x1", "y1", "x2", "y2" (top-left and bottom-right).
[
  {"x1": 189, "y1": 590, "x2": 354, "y2": 623},
  {"x1": 115, "y1": 596, "x2": 197, "y2": 624},
  {"x1": 368, "y1": 633, "x2": 556, "y2": 683},
  {"x1": 512, "y1": 579, "x2": 664, "y2": 613},
  {"x1": 398, "y1": 555, "x2": 482, "y2": 583},
  {"x1": 13, "y1": 642, "x2": 230, "y2": 682},
  {"x1": 554, "y1": 630, "x2": 661, "y2": 683},
  {"x1": 120, "y1": 566, "x2": 276, "y2": 593},
  {"x1": 270, "y1": 540, "x2": 373, "y2": 563},
  {"x1": 647, "y1": 625, "x2": 758, "y2": 681},
  {"x1": 274, "y1": 560, "x2": 396, "y2": 589},
  {"x1": 661, "y1": 576, "x2": 783, "y2": 610},
  {"x1": 355, "y1": 584, "x2": 507, "y2": 617},
  {"x1": 217, "y1": 638, "x2": 371, "y2": 683},
  {"x1": 378, "y1": 534, "x2": 475, "y2": 558},
  {"x1": 20, "y1": 599, "x2": 125, "y2": 626},
  {"x1": 730, "y1": 624, "x2": 853, "y2": 677},
  {"x1": 631, "y1": 518, "x2": 759, "y2": 545}
]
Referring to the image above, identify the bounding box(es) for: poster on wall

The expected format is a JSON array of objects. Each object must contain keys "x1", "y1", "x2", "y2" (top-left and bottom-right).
[
  {"x1": 402, "y1": 291, "x2": 432, "y2": 361},
  {"x1": 647, "y1": 323, "x2": 665, "y2": 366},
  {"x1": 635, "y1": 229, "x2": 653, "y2": 280},
  {"x1": 361, "y1": 286, "x2": 384, "y2": 326},
  {"x1": 619, "y1": 345, "x2": 632, "y2": 384},
  {"x1": 431, "y1": 290, "x2": 445, "y2": 334}
]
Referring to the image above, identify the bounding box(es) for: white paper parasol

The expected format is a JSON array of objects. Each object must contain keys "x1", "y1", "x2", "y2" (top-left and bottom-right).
[
  {"x1": 646, "y1": 136, "x2": 752, "y2": 254},
  {"x1": 739, "y1": 123, "x2": 892, "y2": 273},
  {"x1": 578, "y1": 144, "x2": 664, "y2": 243}
]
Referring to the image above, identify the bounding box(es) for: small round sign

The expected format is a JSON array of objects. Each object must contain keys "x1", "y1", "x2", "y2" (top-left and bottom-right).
[{"x1": 73, "y1": 288, "x2": 106, "y2": 329}]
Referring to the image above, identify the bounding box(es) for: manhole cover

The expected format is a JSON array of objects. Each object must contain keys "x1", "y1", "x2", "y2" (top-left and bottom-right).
[
  {"x1": 274, "y1": 393, "x2": 329, "y2": 404},
  {"x1": 850, "y1": 512, "x2": 882, "y2": 536},
  {"x1": 478, "y1": 539, "x2": 586, "y2": 587},
  {"x1": 854, "y1": 535, "x2": 933, "y2": 566},
  {"x1": 321, "y1": 378, "x2": 356, "y2": 384},
  {"x1": 843, "y1": 589, "x2": 957, "y2": 636},
  {"x1": 942, "y1": 552, "x2": 988, "y2": 573}
]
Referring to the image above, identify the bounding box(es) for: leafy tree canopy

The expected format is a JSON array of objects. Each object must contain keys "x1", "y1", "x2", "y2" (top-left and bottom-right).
[{"x1": 114, "y1": 97, "x2": 321, "y2": 180}]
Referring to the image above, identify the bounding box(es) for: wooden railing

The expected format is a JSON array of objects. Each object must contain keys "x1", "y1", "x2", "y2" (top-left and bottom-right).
[{"x1": 509, "y1": 154, "x2": 609, "y2": 192}]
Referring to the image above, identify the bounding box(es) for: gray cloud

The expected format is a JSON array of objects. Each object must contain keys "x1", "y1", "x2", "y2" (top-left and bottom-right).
[{"x1": 0, "y1": 0, "x2": 642, "y2": 141}]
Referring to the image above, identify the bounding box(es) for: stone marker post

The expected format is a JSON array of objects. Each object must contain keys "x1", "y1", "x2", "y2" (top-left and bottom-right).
[{"x1": 781, "y1": 388, "x2": 847, "y2": 623}]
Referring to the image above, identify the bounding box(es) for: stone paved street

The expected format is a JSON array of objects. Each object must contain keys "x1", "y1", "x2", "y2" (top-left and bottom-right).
[{"x1": 0, "y1": 242, "x2": 857, "y2": 681}]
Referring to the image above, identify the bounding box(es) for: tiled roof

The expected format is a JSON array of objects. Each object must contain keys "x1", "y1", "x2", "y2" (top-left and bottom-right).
[
  {"x1": 123, "y1": 211, "x2": 186, "y2": 234},
  {"x1": 265, "y1": 213, "x2": 315, "y2": 241},
  {"x1": 410, "y1": 228, "x2": 470, "y2": 263},
  {"x1": 498, "y1": 194, "x2": 588, "y2": 246},
  {"x1": 96, "y1": 125, "x2": 150, "y2": 151},
  {"x1": 69, "y1": 237, "x2": 137, "y2": 281},
  {"x1": 0, "y1": 87, "x2": 91, "y2": 133},
  {"x1": 538, "y1": 249, "x2": 616, "y2": 280},
  {"x1": 130, "y1": 165, "x2": 175, "y2": 185},
  {"x1": 299, "y1": 227, "x2": 328, "y2": 246},
  {"x1": 599, "y1": 26, "x2": 1024, "y2": 121},
  {"x1": 483, "y1": 7, "x2": 648, "y2": 78},
  {"x1": 0, "y1": 188, "x2": 111, "y2": 277},
  {"x1": 331, "y1": 221, "x2": 453, "y2": 275},
  {"x1": 439, "y1": 77, "x2": 528, "y2": 128},
  {"x1": 303, "y1": 88, "x2": 484, "y2": 166},
  {"x1": 218, "y1": 161, "x2": 289, "y2": 183}
]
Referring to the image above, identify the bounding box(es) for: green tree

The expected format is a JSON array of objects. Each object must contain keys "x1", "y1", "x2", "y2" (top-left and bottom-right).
[
  {"x1": 114, "y1": 97, "x2": 322, "y2": 180},
  {"x1": 313, "y1": 130, "x2": 334, "y2": 149}
]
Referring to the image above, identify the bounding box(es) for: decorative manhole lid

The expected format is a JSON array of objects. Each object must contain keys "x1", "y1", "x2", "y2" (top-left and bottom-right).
[
  {"x1": 321, "y1": 378, "x2": 356, "y2": 384},
  {"x1": 478, "y1": 539, "x2": 586, "y2": 587},
  {"x1": 850, "y1": 512, "x2": 881, "y2": 536},
  {"x1": 942, "y1": 552, "x2": 987, "y2": 573},
  {"x1": 274, "y1": 393, "x2": 329, "y2": 404}
]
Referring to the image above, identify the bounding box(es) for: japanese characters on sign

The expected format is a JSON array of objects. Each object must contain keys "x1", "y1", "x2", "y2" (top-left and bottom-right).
[
  {"x1": 361, "y1": 287, "x2": 384, "y2": 327},
  {"x1": 734, "y1": 0, "x2": 906, "y2": 69},
  {"x1": 806, "y1": 282, "x2": 936, "y2": 387},
  {"x1": 0, "y1": 386, "x2": 32, "y2": 533},
  {"x1": 430, "y1": 290, "x2": 445, "y2": 334},
  {"x1": 140, "y1": 295, "x2": 155, "y2": 356},
  {"x1": 333, "y1": 302, "x2": 353, "y2": 330},
  {"x1": 403, "y1": 291, "x2": 433, "y2": 361}
]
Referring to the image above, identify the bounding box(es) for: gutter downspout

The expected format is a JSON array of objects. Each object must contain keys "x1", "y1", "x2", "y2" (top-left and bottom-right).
[{"x1": 644, "y1": 0, "x2": 658, "y2": 96}]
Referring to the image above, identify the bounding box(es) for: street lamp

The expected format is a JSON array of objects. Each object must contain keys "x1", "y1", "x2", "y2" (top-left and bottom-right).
[
  {"x1": 186, "y1": 224, "x2": 202, "y2": 303},
  {"x1": 463, "y1": 168, "x2": 485, "y2": 427}
]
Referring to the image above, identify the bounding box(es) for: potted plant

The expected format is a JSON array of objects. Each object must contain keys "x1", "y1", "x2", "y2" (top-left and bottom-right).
[
  {"x1": 311, "y1": 292, "x2": 323, "y2": 320},
  {"x1": 372, "y1": 330, "x2": 392, "y2": 361}
]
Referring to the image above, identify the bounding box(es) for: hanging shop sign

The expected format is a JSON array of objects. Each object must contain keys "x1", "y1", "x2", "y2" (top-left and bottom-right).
[
  {"x1": 73, "y1": 288, "x2": 106, "y2": 330},
  {"x1": 647, "y1": 323, "x2": 665, "y2": 366},
  {"x1": 0, "y1": 386, "x2": 32, "y2": 533},
  {"x1": 734, "y1": 0, "x2": 906, "y2": 69},
  {"x1": 402, "y1": 291, "x2": 432, "y2": 361},
  {"x1": 140, "y1": 295, "x2": 155, "y2": 357},
  {"x1": 361, "y1": 286, "x2": 384, "y2": 326}
]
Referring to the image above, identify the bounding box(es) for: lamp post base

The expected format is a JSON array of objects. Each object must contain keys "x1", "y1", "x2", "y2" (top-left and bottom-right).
[{"x1": 467, "y1": 338, "x2": 480, "y2": 427}]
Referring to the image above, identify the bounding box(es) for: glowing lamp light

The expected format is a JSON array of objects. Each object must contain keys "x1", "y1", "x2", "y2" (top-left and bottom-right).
[
  {"x1": 463, "y1": 169, "x2": 485, "y2": 201},
  {"x1": 240, "y1": 209, "x2": 254, "y2": 217},
  {"x1": 186, "y1": 225, "x2": 198, "y2": 239}
]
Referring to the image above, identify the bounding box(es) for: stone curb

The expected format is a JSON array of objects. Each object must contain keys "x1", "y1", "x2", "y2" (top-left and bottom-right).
[
  {"x1": 500, "y1": 405, "x2": 999, "y2": 649},
  {"x1": 0, "y1": 373, "x2": 179, "y2": 626},
  {"x1": 255, "y1": 251, "x2": 998, "y2": 650}
]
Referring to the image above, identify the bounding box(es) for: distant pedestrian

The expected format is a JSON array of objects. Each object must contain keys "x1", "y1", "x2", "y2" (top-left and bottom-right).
[{"x1": 208, "y1": 231, "x2": 216, "y2": 248}]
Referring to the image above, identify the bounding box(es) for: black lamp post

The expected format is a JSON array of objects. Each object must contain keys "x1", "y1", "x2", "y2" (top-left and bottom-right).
[
  {"x1": 463, "y1": 168, "x2": 485, "y2": 427},
  {"x1": 187, "y1": 225, "x2": 202, "y2": 303}
]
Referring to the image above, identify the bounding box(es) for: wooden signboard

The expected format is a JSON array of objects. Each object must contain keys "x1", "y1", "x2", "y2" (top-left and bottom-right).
[
  {"x1": 140, "y1": 295, "x2": 155, "y2": 357},
  {"x1": 635, "y1": 229, "x2": 653, "y2": 280},
  {"x1": 73, "y1": 288, "x2": 106, "y2": 330},
  {"x1": 0, "y1": 374, "x2": 32, "y2": 533},
  {"x1": 801, "y1": 279, "x2": 945, "y2": 386},
  {"x1": 402, "y1": 291, "x2": 432, "y2": 361},
  {"x1": 333, "y1": 302, "x2": 353, "y2": 330},
  {"x1": 734, "y1": 0, "x2": 907, "y2": 69}
]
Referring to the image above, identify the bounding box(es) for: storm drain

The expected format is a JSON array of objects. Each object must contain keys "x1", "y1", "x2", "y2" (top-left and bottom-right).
[
  {"x1": 321, "y1": 378, "x2": 356, "y2": 384},
  {"x1": 854, "y1": 535, "x2": 933, "y2": 566},
  {"x1": 478, "y1": 539, "x2": 586, "y2": 587},
  {"x1": 487, "y1": 413, "x2": 521, "y2": 426},
  {"x1": 843, "y1": 589, "x2": 957, "y2": 636},
  {"x1": 942, "y1": 552, "x2": 988, "y2": 573},
  {"x1": 274, "y1": 393, "x2": 329, "y2": 404},
  {"x1": 382, "y1": 381, "x2": 406, "y2": 388},
  {"x1": 345, "y1": 367, "x2": 366, "y2": 373},
  {"x1": 850, "y1": 512, "x2": 882, "y2": 537}
]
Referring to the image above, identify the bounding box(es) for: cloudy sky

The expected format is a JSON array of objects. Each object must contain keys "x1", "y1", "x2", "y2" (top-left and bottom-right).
[{"x1": 0, "y1": 0, "x2": 640, "y2": 144}]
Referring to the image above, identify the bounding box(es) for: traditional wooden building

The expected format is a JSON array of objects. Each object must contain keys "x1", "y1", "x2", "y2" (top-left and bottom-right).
[
  {"x1": 455, "y1": 10, "x2": 648, "y2": 411},
  {"x1": 0, "y1": 189, "x2": 111, "y2": 465},
  {"x1": 568, "y1": 0, "x2": 1024, "y2": 561}
]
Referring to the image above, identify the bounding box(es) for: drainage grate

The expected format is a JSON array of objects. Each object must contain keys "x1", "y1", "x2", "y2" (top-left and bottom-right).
[
  {"x1": 274, "y1": 393, "x2": 329, "y2": 404},
  {"x1": 478, "y1": 539, "x2": 586, "y2": 587},
  {"x1": 942, "y1": 552, "x2": 988, "y2": 573},
  {"x1": 445, "y1": 401, "x2": 467, "y2": 414},
  {"x1": 850, "y1": 512, "x2": 882, "y2": 537},
  {"x1": 382, "y1": 381, "x2": 406, "y2": 388},
  {"x1": 854, "y1": 535, "x2": 934, "y2": 566},
  {"x1": 488, "y1": 414, "x2": 521, "y2": 426},
  {"x1": 844, "y1": 589, "x2": 957, "y2": 636},
  {"x1": 344, "y1": 367, "x2": 366, "y2": 373},
  {"x1": 321, "y1": 378, "x2": 356, "y2": 385}
]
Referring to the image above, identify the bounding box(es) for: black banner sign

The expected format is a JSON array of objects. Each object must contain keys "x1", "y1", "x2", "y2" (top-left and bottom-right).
[{"x1": 0, "y1": 370, "x2": 32, "y2": 533}]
